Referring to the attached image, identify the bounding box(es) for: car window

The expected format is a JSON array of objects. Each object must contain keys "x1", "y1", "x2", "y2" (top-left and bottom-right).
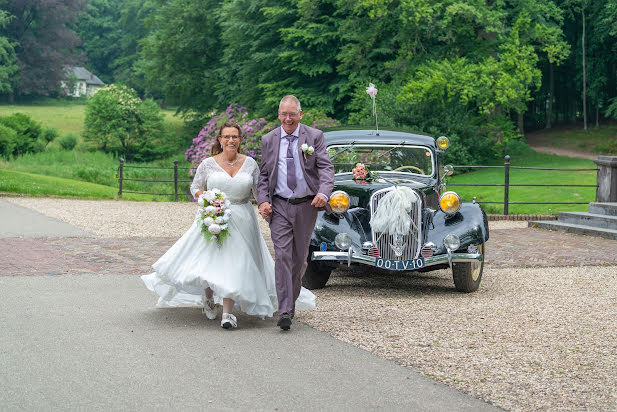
[{"x1": 327, "y1": 144, "x2": 434, "y2": 176}]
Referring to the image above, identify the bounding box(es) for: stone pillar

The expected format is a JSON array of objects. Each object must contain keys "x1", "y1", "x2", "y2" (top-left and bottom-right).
[{"x1": 594, "y1": 156, "x2": 617, "y2": 202}]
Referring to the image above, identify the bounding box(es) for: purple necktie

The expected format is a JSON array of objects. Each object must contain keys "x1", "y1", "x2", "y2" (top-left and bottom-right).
[{"x1": 285, "y1": 135, "x2": 297, "y2": 191}]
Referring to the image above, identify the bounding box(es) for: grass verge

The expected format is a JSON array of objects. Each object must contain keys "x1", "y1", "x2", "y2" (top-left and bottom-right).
[
  {"x1": 0, "y1": 168, "x2": 153, "y2": 200},
  {"x1": 448, "y1": 147, "x2": 597, "y2": 215},
  {"x1": 3, "y1": 148, "x2": 194, "y2": 201}
]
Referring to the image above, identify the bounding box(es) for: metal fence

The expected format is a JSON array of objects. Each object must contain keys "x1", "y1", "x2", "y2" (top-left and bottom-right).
[
  {"x1": 117, "y1": 158, "x2": 194, "y2": 201},
  {"x1": 446, "y1": 155, "x2": 599, "y2": 215}
]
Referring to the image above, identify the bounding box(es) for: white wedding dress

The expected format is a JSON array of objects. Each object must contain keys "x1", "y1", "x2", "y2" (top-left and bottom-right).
[{"x1": 141, "y1": 156, "x2": 315, "y2": 318}]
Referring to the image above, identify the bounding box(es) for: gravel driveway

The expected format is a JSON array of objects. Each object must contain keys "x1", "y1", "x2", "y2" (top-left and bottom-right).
[{"x1": 6, "y1": 197, "x2": 617, "y2": 411}]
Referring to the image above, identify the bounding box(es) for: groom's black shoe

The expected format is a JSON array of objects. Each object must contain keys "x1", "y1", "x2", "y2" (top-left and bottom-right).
[{"x1": 277, "y1": 313, "x2": 292, "y2": 330}]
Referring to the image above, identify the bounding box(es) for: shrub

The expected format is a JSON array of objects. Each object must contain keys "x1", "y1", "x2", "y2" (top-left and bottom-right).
[
  {"x1": 0, "y1": 113, "x2": 43, "y2": 156},
  {"x1": 59, "y1": 133, "x2": 78, "y2": 151},
  {"x1": 42, "y1": 127, "x2": 59, "y2": 145},
  {"x1": 83, "y1": 84, "x2": 171, "y2": 161},
  {"x1": 186, "y1": 104, "x2": 276, "y2": 170},
  {"x1": 301, "y1": 110, "x2": 341, "y2": 130},
  {"x1": 0, "y1": 123, "x2": 17, "y2": 159}
]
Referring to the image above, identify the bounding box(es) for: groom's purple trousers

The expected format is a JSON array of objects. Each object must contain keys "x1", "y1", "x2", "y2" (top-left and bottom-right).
[{"x1": 270, "y1": 196, "x2": 318, "y2": 315}]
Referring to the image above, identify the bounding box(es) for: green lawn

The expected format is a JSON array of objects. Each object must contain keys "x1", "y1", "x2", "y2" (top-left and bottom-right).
[
  {"x1": 447, "y1": 148, "x2": 597, "y2": 215},
  {"x1": 2, "y1": 148, "x2": 194, "y2": 201},
  {"x1": 0, "y1": 103, "x2": 186, "y2": 137},
  {"x1": 526, "y1": 124, "x2": 617, "y2": 155},
  {"x1": 0, "y1": 168, "x2": 151, "y2": 200},
  {"x1": 0, "y1": 104, "x2": 86, "y2": 136}
]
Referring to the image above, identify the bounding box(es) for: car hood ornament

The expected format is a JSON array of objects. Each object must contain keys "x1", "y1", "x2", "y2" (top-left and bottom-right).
[{"x1": 389, "y1": 234, "x2": 406, "y2": 258}]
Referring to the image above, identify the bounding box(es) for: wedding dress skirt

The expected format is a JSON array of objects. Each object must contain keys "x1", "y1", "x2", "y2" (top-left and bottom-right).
[{"x1": 141, "y1": 157, "x2": 315, "y2": 318}]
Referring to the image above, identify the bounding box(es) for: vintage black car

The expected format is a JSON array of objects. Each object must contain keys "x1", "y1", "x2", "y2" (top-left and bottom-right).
[{"x1": 304, "y1": 129, "x2": 489, "y2": 292}]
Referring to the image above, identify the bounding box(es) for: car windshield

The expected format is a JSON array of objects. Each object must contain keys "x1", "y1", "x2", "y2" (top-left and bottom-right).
[{"x1": 327, "y1": 144, "x2": 434, "y2": 177}]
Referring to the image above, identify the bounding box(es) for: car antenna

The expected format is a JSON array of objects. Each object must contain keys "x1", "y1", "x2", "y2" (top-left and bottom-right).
[{"x1": 366, "y1": 83, "x2": 379, "y2": 136}]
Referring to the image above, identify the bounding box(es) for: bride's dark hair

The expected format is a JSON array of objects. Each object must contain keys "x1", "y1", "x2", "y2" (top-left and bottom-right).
[{"x1": 212, "y1": 122, "x2": 243, "y2": 156}]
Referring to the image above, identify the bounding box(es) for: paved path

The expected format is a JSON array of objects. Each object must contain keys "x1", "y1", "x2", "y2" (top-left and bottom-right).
[
  {"x1": 0, "y1": 200, "x2": 497, "y2": 411},
  {"x1": 0, "y1": 198, "x2": 91, "y2": 238}
]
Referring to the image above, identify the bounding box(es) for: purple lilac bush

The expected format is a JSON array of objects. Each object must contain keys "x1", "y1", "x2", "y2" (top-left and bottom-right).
[{"x1": 186, "y1": 104, "x2": 341, "y2": 173}]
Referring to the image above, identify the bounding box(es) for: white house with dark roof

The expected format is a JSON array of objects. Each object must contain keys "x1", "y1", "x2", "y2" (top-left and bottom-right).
[{"x1": 61, "y1": 66, "x2": 105, "y2": 97}]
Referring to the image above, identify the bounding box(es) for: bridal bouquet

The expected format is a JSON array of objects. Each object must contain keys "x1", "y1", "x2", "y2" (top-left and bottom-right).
[{"x1": 197, "y1": 189, "x2": 231, "y2": 246}]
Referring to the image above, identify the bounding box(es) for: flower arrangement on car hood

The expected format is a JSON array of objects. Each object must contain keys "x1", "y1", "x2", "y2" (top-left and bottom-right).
[
  {"x1": 197, "y1": 189, "x2": 231, "y2": 246},
  {"x1": 352, "y1": 162, "x2": 378, "y2": 182}
]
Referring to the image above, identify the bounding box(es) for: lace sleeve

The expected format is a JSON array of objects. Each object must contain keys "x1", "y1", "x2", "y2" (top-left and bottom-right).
[
  {"x1": 190, "y1": 159, "x2": 208, "y2": 197},
  {"x1": 251, "y1": 157, "x2": 259, "y2": 202}
]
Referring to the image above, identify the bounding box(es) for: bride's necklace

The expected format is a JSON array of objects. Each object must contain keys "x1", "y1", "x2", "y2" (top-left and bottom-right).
[{"x1": 221, "y1": 155, "x2": 239, "y2": 166}]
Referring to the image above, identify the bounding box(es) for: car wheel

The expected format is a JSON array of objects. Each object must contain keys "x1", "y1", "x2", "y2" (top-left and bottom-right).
[
  {"x1": 452, "y1": 242, "x2": 485, "y2": 293},
  {"x1": 302, "y1": 247, "x2": 332, "y2": 289}
]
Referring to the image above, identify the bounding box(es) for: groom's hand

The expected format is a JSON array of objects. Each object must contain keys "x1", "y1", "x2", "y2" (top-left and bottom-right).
[
  {"x1": 258, "y1": 202, "x2": 272, "y2": 219},
  {"x1": 311, "y1": 194, "x2": 327, "y2": 208}
]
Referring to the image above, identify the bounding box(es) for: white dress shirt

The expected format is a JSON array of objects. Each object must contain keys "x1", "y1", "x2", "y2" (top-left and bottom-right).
[{"x1": 274, "y1": 126, "x2": 313, "y2": 199}]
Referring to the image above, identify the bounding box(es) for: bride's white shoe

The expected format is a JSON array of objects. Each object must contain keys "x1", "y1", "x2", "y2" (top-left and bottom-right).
[
  {"x1": 202, "y1": 297, "x2": 217, "y2": 320},
  {"x1": 221, "y1": 313, "x2": 237, "y2": 329}
]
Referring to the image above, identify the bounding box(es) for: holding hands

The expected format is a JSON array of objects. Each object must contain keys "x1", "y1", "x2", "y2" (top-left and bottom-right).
[{"x1": 258, "y1": 202, "x2": 272, "y2": 220}]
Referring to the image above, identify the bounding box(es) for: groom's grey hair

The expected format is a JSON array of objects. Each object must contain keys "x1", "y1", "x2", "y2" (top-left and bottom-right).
[{"x1": 279, "y1": 95, "x2": 301, "y2": 112}]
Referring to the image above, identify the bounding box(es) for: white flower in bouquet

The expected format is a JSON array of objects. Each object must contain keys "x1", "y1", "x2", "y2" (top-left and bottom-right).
[
  {"x1": 198, "y1": 196, "x2": 205, "y2": 206},
  {"x1": 204, "y1": 191, "x2": 216, "y2": 203},
  {"x1": 197, "y1": 188, "x2": 231, "y2": 246}
]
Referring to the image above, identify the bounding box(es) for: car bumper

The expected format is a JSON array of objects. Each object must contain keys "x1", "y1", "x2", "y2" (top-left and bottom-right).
[{"x1": 311, "y1": 249, "x2": 483, "y2": 269}]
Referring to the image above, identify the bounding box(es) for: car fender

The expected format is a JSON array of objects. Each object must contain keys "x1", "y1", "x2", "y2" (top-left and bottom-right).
[{"x1": 426, "y1": 203, "x2": 489, "y2": 254}]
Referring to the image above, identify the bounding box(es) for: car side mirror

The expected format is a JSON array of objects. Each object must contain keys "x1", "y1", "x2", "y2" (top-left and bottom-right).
[{"x1": 439, "y1": 164, "x2": 454, "y2": 189}]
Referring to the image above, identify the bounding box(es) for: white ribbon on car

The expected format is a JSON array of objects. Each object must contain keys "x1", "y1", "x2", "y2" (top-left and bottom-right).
[{"x1": 370, "y1": 187, "x2": 418, "y2": 236}]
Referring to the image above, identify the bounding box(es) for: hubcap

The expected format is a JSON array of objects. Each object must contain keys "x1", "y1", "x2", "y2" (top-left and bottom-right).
[{"x1": 471, "y1": 244, "x2": 483, "y2": 281}]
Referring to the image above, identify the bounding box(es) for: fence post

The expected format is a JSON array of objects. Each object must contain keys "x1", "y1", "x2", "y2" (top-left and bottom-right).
[
  {"x1": 118, "y1": 158, "x2": 124, "y2": 199},
  {"x1": 504, "y1": 155, "x2": 510, "y2": 215},
  {"x1": 173, "y1": 160, "x2": 178, "y2": 202},
  {"x1": 594, "y1": 156, "x2": 617, "y2": 202}
]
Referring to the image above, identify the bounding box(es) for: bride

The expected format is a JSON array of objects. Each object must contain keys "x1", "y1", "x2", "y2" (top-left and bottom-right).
[{"x1": 141, "y1": 122, "x2": 315, "y2": 329}]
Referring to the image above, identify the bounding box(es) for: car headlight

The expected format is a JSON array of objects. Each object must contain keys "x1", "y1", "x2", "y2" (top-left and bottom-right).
[
  {"x1": 335, "y1": 233, "x2": 352, "y2": 250},
  {"x1": 443, "y1": 234, "x2": 460, "y2": 251},
  {"x1": 329, "y1": 190, "x2": 350, "y2": 213},
  {"x1": 439, "y1": 191, "x2": 461, "y2": 215},
  {"x1": 436, "y1": 136, "x2": 450, "y2": 150}
]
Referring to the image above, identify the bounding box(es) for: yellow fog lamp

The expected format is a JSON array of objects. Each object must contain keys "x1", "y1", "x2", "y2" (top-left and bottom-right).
[
  {"x1": 329, "y1": 190, "x2": 350, "y2": 213},
  {"x1": 439, "y1": 191, "x2": 461, "y2": 215},
  {"x1": 436, "y1": 136, "x2": 450, "y2": 150}
]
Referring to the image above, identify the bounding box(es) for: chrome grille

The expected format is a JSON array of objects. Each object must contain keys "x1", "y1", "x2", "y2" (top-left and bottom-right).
[{"x1": 370, "y1": 188, "x2": 422, "y2": 260}]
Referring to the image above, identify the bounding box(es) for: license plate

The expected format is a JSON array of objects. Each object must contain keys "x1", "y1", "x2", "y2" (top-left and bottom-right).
[{"x1": 375, "y1": 257, "x2": 425, "y2": 271}]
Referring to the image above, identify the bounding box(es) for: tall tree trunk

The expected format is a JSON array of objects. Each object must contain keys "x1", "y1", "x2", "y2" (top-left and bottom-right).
[
  {"x1": 518, "y1": 112, "x2": 524, "y2": 135},
  {"x1": 596, "y1": 105, "x2": 599, "y2": 127},
  {"x1": 546, "y1": 62, "x2": 554, "y2": 129},
  {"x1": 582, "y1": 4, "x2": 587, "y2": 131}
]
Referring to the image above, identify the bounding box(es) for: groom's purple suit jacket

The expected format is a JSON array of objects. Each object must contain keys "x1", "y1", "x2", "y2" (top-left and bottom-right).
[{"x1": 257, "y1": 123, "x2": 334, "y2": 211}]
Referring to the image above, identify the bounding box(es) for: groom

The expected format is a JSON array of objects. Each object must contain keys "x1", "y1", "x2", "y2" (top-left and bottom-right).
[{"x1": 257, "y1": 95, "x2": 334, "y2": 330}]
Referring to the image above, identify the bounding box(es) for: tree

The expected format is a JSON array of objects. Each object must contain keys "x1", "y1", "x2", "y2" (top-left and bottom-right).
[
  {"x1": 141, "y1": 0, "x2": 223, "y2": 113},
  {"x1": 2, "y1": 0, "x2": 85, "y2": 96},
  {"x1": 75, "y1": 0, "x2": 123, "y2": 84},
  {"x1": 0, "y1": 7, "x2": 18, "y2": 94},
  {"x1": 83, "y1": 84, "x2": 169, "y2": 161}
]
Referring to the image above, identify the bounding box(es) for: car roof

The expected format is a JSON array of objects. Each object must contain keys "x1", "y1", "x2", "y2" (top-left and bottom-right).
[{"x1": 323, "y1": 129, "x2": 436, "y2": 148}]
